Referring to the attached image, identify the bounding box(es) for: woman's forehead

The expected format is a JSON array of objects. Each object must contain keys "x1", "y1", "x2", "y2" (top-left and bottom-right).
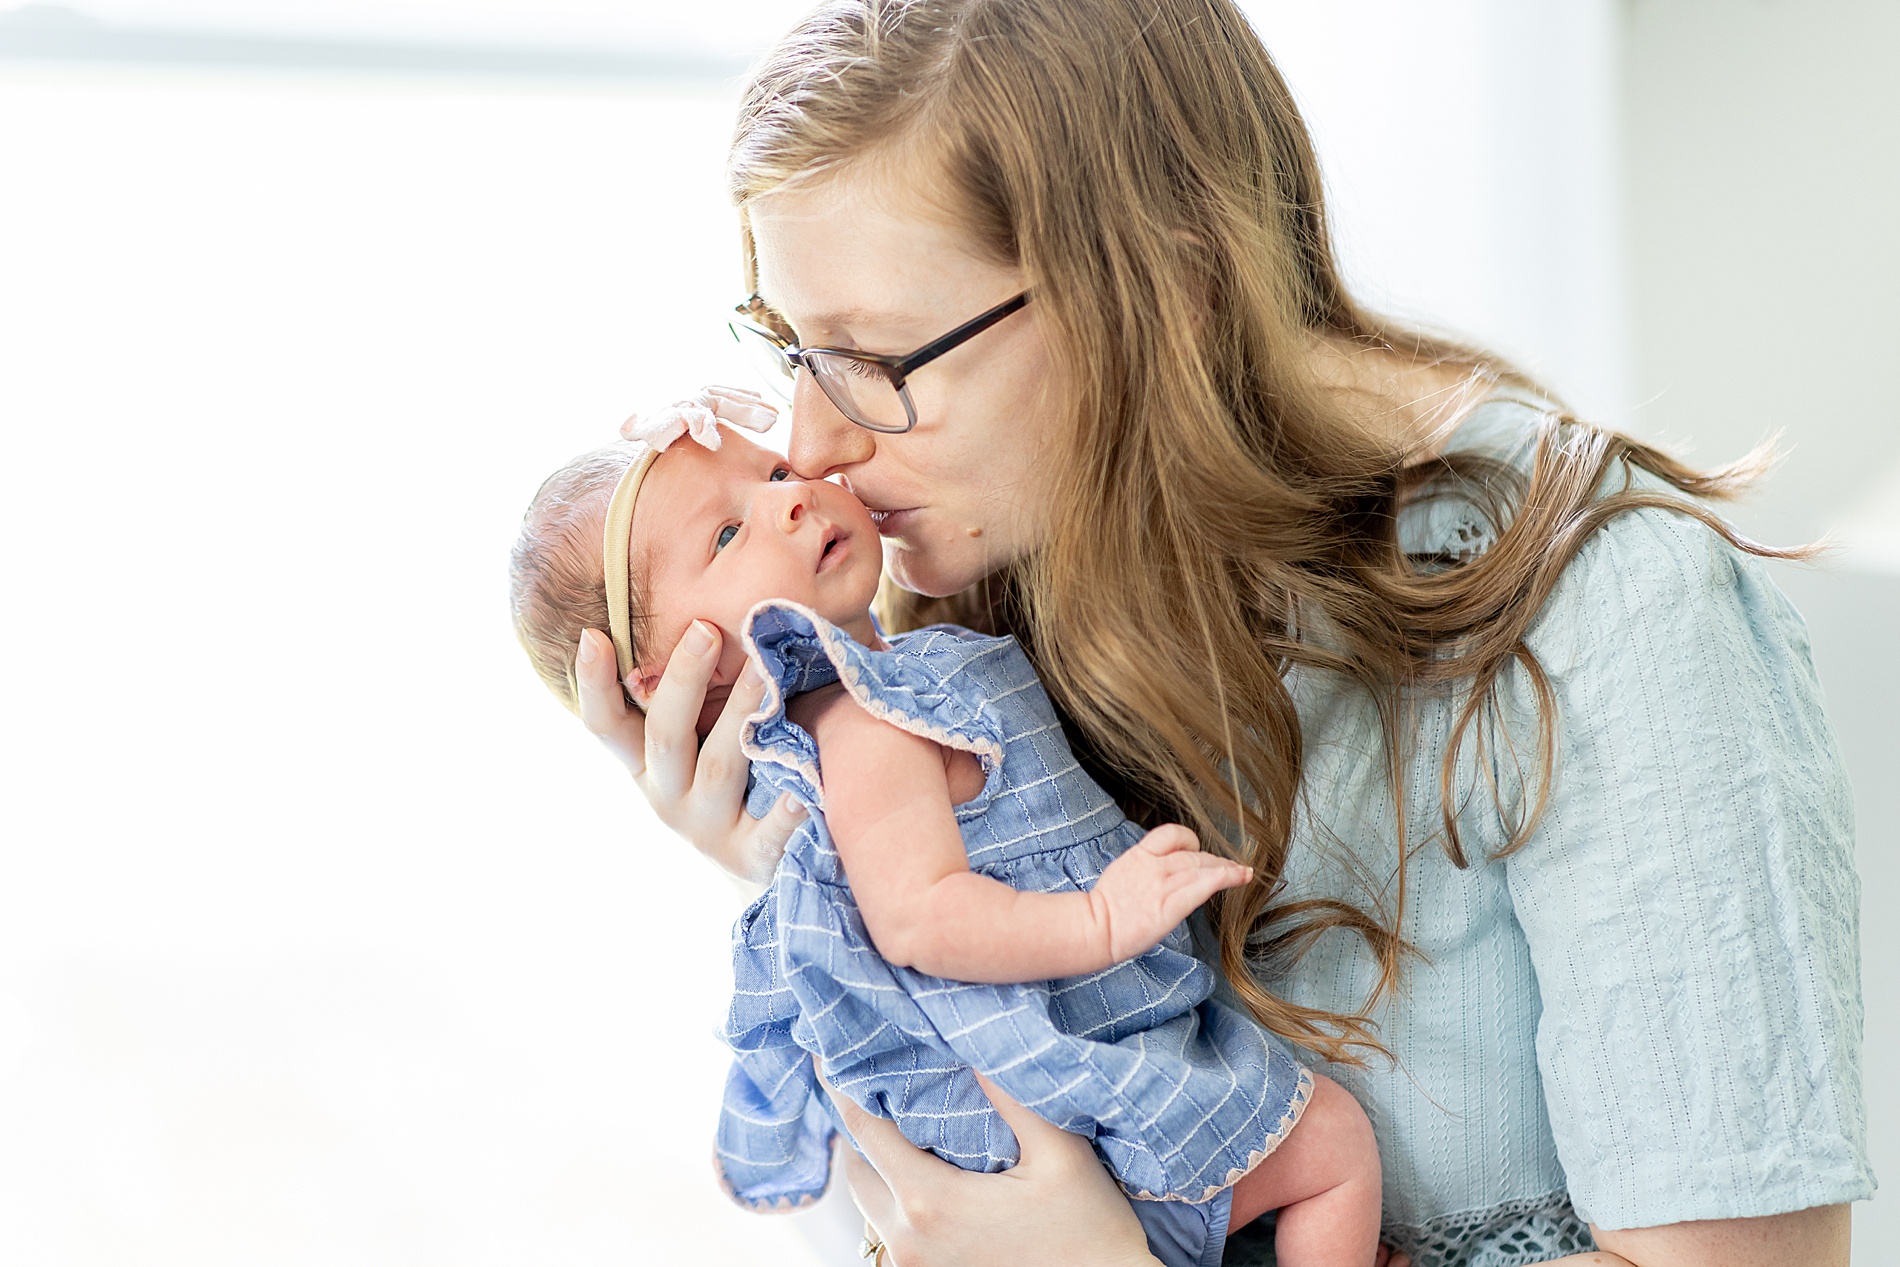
[{"x1": 749, "y1": 169, "x2": 1007, "y2": 337}]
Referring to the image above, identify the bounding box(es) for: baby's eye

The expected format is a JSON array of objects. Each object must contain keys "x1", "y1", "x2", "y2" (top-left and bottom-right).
[
  {"x1": 770, "y1": 467, "x2": 790, "y2": 482},
  {"x1": 715, "y1": 524, "x2": 740, "y2": 551}
]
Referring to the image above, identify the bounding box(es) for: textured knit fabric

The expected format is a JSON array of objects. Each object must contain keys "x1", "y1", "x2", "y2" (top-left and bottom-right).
[
  {"x1": 1240, "y1": 393, "x2": 1873, "y2": 1265},
  {"x1": 715, "y1": 601, "x2": 1313, "y2": 1231}
]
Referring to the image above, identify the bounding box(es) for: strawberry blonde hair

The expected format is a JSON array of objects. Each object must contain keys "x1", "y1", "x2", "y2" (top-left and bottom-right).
[
  {"x1": 509, "y1": 444, "x2": 651, "y2": 714},
  {"x1": 729, "y1": 0, "x2": 1795, "y2": 1062}
]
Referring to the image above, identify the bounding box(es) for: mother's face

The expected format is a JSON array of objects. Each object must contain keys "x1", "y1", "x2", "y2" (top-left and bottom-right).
[{"x1": 748, "y1": 162, "x2": 1061, "y2": 598}]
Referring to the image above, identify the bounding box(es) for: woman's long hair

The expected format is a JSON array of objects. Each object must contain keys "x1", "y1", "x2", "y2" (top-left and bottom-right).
[{"x1": 728, "y1": 0, "x2": 1799, "y2": 1064}]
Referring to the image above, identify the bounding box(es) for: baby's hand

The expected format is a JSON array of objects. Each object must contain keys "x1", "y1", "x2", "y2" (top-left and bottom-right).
[{"x1": 1089, "y1": 825, "x2": 1252, "y2": 963}]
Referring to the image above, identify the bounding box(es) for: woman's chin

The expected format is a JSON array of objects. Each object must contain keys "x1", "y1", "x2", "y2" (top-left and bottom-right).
[{"x1": 880, "y1": 539, "x2": 988, "y2": 600}]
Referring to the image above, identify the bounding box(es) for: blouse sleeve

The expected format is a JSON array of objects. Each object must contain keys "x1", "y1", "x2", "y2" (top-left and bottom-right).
[{"x1": 1497, "y1": 504, "x2": 1874, "y2": 1230}]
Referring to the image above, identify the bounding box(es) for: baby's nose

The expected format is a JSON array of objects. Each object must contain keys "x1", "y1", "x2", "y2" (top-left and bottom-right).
[{"x1": 773, "y1": 481, "x2": 814, "y2": 532}]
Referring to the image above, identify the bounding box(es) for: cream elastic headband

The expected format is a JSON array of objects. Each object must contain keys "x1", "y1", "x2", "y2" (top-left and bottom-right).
[
  {"x1": 597, "y1": 385, "x2": 780, "y2": 691},
  {"x1": 601, "y1": 442, "x2": 662, "y2": 686}
]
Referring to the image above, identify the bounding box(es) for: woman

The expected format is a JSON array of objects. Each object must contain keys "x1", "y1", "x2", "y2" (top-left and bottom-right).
[{"x1": 572, "y1": 1, "x2": 1872, "y2": 1263}]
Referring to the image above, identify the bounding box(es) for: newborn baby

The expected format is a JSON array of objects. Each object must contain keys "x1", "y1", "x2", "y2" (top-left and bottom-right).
[{"x1": 509, "y1": 388, "x2": 1382, "y2": 1267}]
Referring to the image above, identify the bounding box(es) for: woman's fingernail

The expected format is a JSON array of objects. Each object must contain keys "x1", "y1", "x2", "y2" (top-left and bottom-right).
[
  {"x1": 685, "y1": 621, "x2": 716, "y2": 654},
  {"x1": 741, "y1": 662, "x2": 762, "y2": 688},
  {"x1": 577, "y1": 632, "x2": 598, "y2": 664}
]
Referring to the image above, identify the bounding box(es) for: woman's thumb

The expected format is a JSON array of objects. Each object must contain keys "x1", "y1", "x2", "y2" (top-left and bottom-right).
[{"x1": 972, "y1": 1072, "x2": 1095, "y2": 1169}]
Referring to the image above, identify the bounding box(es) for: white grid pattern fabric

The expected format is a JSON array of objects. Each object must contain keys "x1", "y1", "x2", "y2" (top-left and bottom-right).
[{"x1": 714, "y1": 602, "x2": 1311, "y2": 1214}]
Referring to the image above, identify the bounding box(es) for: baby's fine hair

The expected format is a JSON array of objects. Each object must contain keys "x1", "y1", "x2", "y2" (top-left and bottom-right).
[{"x1": 508, "y1": 442, "x2": 651, "y2": 714}]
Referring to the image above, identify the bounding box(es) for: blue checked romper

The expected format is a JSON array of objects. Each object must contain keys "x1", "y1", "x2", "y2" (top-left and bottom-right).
[{"x1": 715, "y1": 600, "x2": 1314, "y2": 1231}]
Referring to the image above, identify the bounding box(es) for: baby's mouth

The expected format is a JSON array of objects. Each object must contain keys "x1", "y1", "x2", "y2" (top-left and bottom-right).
[{"x1": 817, "y1": 526, "x2": 843, "y2": 572}]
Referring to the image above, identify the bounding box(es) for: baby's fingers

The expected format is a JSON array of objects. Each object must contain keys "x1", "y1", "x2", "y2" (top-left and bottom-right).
[
  {"x1": 1156, "y1": 861, "x2": 1253, "y2": 926},
  {"x1": 1132, "y1": 823, "x2": 1200, "y2": 857}
]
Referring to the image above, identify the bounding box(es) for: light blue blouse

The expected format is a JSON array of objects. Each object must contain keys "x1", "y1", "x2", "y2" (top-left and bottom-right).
[{"x1": 1229, "y1": 394, "x2": 1874, "y2": 1265}]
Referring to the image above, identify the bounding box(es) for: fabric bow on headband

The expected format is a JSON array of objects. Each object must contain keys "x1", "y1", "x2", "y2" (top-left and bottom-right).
[
  {"x1": 599, "y1": 385, "x2": 781, "y2": 692},
  {"x1": 621, "y1": 384, "x2": 778, "y2": 453}
]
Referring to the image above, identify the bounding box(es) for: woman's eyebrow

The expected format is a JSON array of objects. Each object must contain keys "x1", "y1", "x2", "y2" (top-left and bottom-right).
[
  {"x1": 804, "y1": 305, "x2": 897, "y2": 326},
  {"x1": 756, "y1": 291, "x2": 905, "y2": 333}
]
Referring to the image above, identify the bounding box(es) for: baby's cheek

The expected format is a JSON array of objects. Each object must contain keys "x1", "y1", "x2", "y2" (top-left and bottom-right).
[
  {"x1": 695, "y1": 687, "x2": 731, "y2": 741},
  {"x1": 713, "y1": 637, "x2": 750, "y2": 689}
]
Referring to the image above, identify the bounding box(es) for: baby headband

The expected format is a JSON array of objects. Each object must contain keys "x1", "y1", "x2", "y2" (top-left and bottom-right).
[{"x1": 599, "y1": 386, "x2": 779, "y2": 688}]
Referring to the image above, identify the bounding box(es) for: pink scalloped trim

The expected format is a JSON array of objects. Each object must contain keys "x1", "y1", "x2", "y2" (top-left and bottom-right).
[
  {"x1": 1121, "y1": 1064, "x2": 1317, "y2": 1205},
  {"x1": 738, "y1": 599, "x2": 1005, "y2": 810},
  {"x1": 712, "y1": 1144, "x2": 829, "y2": 1214}
]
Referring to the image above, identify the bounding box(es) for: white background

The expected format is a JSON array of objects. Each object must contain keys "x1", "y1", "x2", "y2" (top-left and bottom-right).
[{"x1": 0, "y1": 1, "x2": 1893, "y2": 1263}]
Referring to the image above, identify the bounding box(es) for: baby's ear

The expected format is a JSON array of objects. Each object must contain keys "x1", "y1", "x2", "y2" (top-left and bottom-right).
[{"x1": 624, "y1": 669, "x2": 662, "y2": 709}]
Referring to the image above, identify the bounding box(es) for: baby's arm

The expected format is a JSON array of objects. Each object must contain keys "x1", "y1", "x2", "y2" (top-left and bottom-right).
[{"x1": 799, "y1": 685, "x2": 1251, "y2": 984}]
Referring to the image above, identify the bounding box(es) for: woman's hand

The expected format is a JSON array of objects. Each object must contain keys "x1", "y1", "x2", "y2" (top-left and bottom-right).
[
  {"x1": 573, "y1": 623, "x2": 805, "y2": 886},
  {"x1": 824, "y1": 1071, "x2": 1161, "y2": 1267},
  {"x1": 827, "y1": 1068, "x2": 1420, "y2": 1267}
]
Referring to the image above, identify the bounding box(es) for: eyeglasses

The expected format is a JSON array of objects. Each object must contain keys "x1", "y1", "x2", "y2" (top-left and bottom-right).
[{"x1": 728, "y1": 291, "x2": 1031, "y2": 434}]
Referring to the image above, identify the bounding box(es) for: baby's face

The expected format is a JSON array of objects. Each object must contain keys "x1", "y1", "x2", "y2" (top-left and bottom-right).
[{"x1": 627, "y1": 431, "x2": 884, "y2": 714}]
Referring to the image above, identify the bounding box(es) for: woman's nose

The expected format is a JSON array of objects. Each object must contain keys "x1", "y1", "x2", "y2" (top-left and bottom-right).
[{"x1": 787, "y1": 372, "x2": 877, "y2": 479}]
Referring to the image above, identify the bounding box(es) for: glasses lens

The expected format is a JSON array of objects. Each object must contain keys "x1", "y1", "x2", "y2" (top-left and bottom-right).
[
  {"x1": 728, "y1": 322, "x2": 797, "y2": 401},
  {"x1": 803, "y1": 352, "x2": 913, "y2": 433}
]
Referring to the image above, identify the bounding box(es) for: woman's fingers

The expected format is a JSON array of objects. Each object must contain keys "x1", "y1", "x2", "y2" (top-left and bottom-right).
[
  {"x1": 836, "y1": 1142, "x2": 900, "y2": 1248},
  {"x1": 696, "y1": 660, "x2": 769, "y2": 799},
  {"x1": 970, "y1": 1072, "x2": 1096, "y2": 1173},
  {"x1": 574, "y1": 629, "x2": 646, "y2": 776},
  {"x1": 641, "y1": 620, "x2": 722, "y2": 801},
  {"x1": 825, "y1": 1070, "x2": 1158, "y2": 1267},
  {"x1": 690, "y1": 661, "x2": 804, "y2": 884},
  {"x1": 821, "y1": 1071, "x2": 964, "y2": 1196},
  {"x1": 740, "y1": 793, "x2": 807, "y2": 883}
]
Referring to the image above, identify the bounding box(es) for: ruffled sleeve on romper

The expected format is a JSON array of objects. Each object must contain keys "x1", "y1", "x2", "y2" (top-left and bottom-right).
[
  {"x1": 715, "y1": 600, "x2": 1312, "y2": 1213},
  {"x1": 1498, "y1": 498, "x2": 1874, "y2": 1229}
]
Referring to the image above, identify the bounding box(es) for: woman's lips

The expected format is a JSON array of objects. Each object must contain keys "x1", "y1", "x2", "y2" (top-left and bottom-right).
[{"x1": 867, "y1": 508, "x2": 918, "y2": 537}]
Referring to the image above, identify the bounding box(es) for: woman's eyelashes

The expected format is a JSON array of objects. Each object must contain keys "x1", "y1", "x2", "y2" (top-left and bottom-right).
[{"x1": 714, "y1": 468, "x2": 796, "y2": 554}]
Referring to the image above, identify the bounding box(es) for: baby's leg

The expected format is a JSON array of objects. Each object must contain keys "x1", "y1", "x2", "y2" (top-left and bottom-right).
[{"x1": 1229, "y1": 1072, "x2": 1381, "y2": 1267}]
